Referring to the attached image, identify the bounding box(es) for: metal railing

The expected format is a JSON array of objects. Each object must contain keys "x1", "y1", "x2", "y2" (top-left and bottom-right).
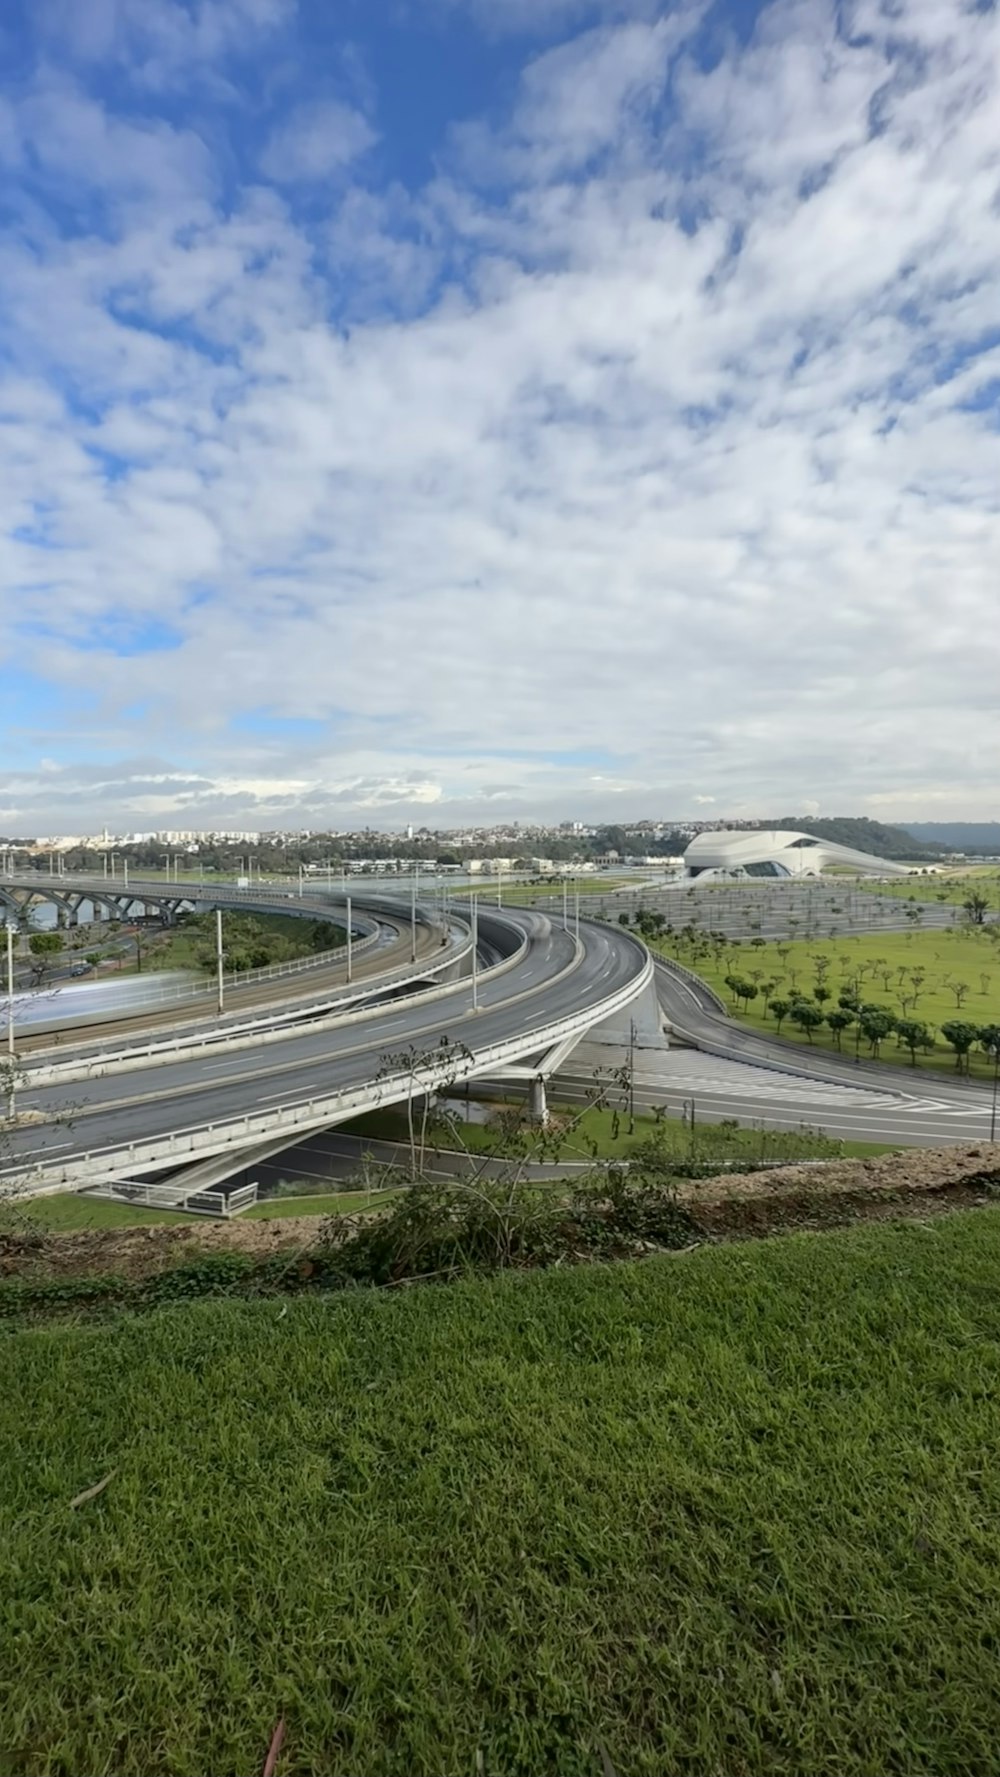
[
  {"x1": 6, "y1": 946, "x2": 653, "y2": 1193},
  {"x1": 80, "y1": 1178, "x2": 259, "y2": 1217}
]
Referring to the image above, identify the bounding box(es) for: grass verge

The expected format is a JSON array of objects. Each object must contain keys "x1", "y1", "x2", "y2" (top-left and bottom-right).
[
  {"x1": 3, "y1": 1211, "x2": 1000, "y2": 1775},
  {"x1": 346, "y1": 1102, "x2": 896, "y2": 1162},
  {"x1": 653, "y1": 926, "x2": 1000, "y2": 1079}
]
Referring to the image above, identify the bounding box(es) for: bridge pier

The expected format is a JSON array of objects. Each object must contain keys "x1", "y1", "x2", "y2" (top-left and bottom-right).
[{"x1": 528, "y1": 1076, "x2": 549, "y2": 1126}]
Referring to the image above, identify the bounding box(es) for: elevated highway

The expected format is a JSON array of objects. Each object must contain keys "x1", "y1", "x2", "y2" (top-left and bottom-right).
[
  {"x1": 2, "y1": 874, "x2": 459, "y2": 1045},
  {"x1": 2, "y1": 907, "x2": 656, "y2": 1194}
]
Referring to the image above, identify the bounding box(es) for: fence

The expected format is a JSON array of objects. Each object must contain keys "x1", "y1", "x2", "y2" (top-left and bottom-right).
[{"x1": 80, "y1": 1178, "x2": 259, "y2": 1217}]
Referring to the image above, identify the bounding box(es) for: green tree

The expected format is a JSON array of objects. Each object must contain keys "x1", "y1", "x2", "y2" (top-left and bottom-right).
[
  {"x1": 769, "y1": 997, "x2": 790, "y2": 1033},
  {"x1": 941, "y1": 1020, "x2": 979, "y2": 1074},
  {"x1": 858, "y1": 1007, "x2": 896, "y2": 1059},
  {"x1": 825, "y1": 1009, "x2": 854, "y2": 1051},
  {"x1": 895, "y1": 1018, "x2": 931, "y2": 1067},
  {"x1": 790, "y1": 1002, "x2": 825, "y2": 1043},
  {"x1": 28, "y1": 930, "x2": 63, "y2": 983},
  {"x1": 964, "y1": 890, "x2": 989, "y2": 926}
]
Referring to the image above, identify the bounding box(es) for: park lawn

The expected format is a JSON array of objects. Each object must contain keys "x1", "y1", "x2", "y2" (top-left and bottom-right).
[
  {"x1": 493, "y1": 876, "x2": 641, "y2": 905},
  {"x1": 4, "y1": 1211, "x2": 1000, "y2": 1775},
  {"x1": 655, "y1": 926, "x2": 1000, "y2": 1079},
  {"x1": 857, "y1": 869, "x2": 1000, "y2": 909}
]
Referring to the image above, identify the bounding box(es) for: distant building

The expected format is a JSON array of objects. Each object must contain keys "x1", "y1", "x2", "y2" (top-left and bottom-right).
[{"x1": 683, "y1": 829, "x2": 909, "y2": 881}]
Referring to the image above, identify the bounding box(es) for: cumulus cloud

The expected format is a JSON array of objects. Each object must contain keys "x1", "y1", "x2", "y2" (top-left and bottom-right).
[
  {"x1": 260, "y1": 100, "x2": 377, "y2": 184},
  {"x1": 1, "y1": 0, "x2": 999, "y2": 829}
]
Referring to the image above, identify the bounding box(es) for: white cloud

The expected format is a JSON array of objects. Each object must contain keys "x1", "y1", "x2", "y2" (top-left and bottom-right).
[
  {"x1": 37, "y1": 0, "x2": 294, "y2": 89},
  {"x1": 260, "y1": 101, "x2": 377, "y2": 184},
  {"x1": 2, "y1": 0, "x2": 1000, "y2": 828}
]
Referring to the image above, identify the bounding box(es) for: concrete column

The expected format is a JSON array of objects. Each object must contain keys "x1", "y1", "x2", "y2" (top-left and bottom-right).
[{"x1": 528, "y1": 1076, "x2": 548, "y2": 1126}]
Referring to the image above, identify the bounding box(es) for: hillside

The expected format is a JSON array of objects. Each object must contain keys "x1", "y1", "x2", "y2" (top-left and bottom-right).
[
  {"x1": 902, "y1": 821, "x2": 1000, "y2": 855},
  {"x1": 4, "y1": 1213, "x2": 1000, "y2": 1776},
  {"x1": 769, "y1": 815, "x2": 944, "y2": 859}
]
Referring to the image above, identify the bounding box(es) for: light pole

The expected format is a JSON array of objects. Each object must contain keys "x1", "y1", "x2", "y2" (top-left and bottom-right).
[
  {"x1": 471, "y1": 895, "x2": 479, "y2": 1011},
  {"x1": 563, "y1": 879, "x2": 569, "y2": 933},
  {"x1": 628, "y1": 1017, "x2": 636, "y2": 1134},
  {"x1": 216, "y1": 908, "x2": 225, "y2": 1016},
  {"x1": 5, "y1": 922, "x2": 15, "y2": 1123},
  {"x1": 574, "y1": 890, "x2": 580, "y2": 943},
  {"x1": 411, "y1": 864, "x2": 418, "y2": 964},
  {"x1": 346, "y1": 895, "x2": 353, "y2": 984},
  {"x1": 991, "y1": 1046, "x2": 999, "y2": 1144}
]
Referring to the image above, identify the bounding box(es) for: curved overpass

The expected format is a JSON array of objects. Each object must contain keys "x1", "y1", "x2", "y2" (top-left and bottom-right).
[
  {"x1": 1, "y1": 873, "x2": 461, "y2": 1044},
  {"x1": 2, "y1": 909, "x2": 654, "y2": 1193}
]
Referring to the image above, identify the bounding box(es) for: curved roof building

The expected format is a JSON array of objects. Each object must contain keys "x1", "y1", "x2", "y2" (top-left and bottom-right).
[{"x1": 683, "y1": 829, "x2": 909, "y2": 880}]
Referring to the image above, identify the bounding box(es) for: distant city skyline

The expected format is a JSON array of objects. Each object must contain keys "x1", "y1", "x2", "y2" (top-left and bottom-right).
[{"x1": 1, "y1": 0, "x2": 998, "y2": 829}]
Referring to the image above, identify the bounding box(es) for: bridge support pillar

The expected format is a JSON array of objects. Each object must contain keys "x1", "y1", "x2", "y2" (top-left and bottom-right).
[{"x1": 528, "y1": 1076, "x2": 548, "y2": 1126}]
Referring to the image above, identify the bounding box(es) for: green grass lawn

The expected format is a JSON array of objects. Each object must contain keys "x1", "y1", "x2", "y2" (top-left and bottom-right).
[
  {"x1": 4, "y1": 1211, "x2": 1000, "y2": 1775},
  {"x1": 654, "y1": 926, "x2": 1000, "y2": 1079},
  {"x1": 245, "y1": 1188, "x2": 402, "y2": 1219},
  {"x1": 857, "y1": 869, "x2": 1000, "y2": 909},
  {"x1": 492, "y1": 875, "x2": 646, "y2": 904},
  {"x1": 1, "y1": 1193, "x2": 196, "y2": 1229},
  {"x1": 347, "y1": 1103, "x2": 896, "y2": 1161},
  {"x1": 1, "y1": 1188, "x2": 401, "y2": 1231}
]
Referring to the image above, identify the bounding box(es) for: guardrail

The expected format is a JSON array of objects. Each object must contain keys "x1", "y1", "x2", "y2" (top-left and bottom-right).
[
  {"x1": 7, "y1": 947, "x2": 653, "y2": 1193},
  {"x1": 653, "y1": 954, "x2": 729, "y2": 1015},
  {"x1": 20, "y1": 915, "x2": 495, "y2": 1088},
  {"x1": 80, "y1": 1179, "x2": 259, "y2": 1217}
]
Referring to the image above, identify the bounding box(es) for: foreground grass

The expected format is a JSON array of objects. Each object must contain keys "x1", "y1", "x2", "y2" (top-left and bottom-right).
[
  {"x1": 655, "y1": 926, "x2": 1000, "y2": 1078},
  {"x1": 3, "y1": 1211, "x2": 1000, "y2": 1775}
]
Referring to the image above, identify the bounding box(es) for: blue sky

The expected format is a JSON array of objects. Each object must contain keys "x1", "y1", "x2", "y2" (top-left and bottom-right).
[{"x1": 1, "y1": 0, "x2": 998, "y2": 834}]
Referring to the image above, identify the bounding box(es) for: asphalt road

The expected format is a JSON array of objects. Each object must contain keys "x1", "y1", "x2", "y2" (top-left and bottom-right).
[{"x1": 5, "y1": 912, "x2": 647, "y2": 1176}]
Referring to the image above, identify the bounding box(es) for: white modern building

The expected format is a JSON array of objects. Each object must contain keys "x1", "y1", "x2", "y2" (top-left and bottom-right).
[{"x1": 683, "y1": 828, "x2": 910, "y2": 880}]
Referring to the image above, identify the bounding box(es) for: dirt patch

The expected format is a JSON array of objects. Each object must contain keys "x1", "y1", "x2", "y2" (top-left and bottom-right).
[
  {"x1": 675, "y1": 1145, "x2": 1000, "y2": 1238},
  {"x1": 2, "y1": 1146, "x2": 999, "y2": 1283},
  {"x1": 0, "y1": 1211, "x2": 378, "y2": 1284}
]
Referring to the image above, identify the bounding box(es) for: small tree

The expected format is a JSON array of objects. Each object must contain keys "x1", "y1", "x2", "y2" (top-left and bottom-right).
[
  {"x1": 28, "y1": 930, "x2": 63, "y2": 983},
  {"x1": 858, "y1": 1007, "x2": 896, "y2": 1058},
  {"x1": 948, "y1": 981, "x2": 971, "y2": 1010},
  {"x1": 790, "y1": 1003, "x2": 825, "y2": 1044},
  {"x1": 814, "y1": 984, "x2": 831, "y2": 1007},
  {"x1": 826, "y1": 1009, "x2": 854, "y2": 1051},
  {"x1": 895, "y1": 1018, "x2": 931, "y2": 1067},
  {"x1": 964, "y1": 890, "x2": 989, "y2": 926},
  {"x1": 941, "y1": 1020, "x2": 979, "y2": 1074},
  {"x1": 770, "y1": 997, "x2": 791, "y2": 1034}
]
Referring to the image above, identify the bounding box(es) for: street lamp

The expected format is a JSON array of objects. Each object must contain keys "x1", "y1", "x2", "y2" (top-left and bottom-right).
[
  {"x1": 216, "y1": 908, "x2": 225, "y2": 1017},
  {"x1": 5, "y1": 923, "x2": 16, "y2": 1123}
]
